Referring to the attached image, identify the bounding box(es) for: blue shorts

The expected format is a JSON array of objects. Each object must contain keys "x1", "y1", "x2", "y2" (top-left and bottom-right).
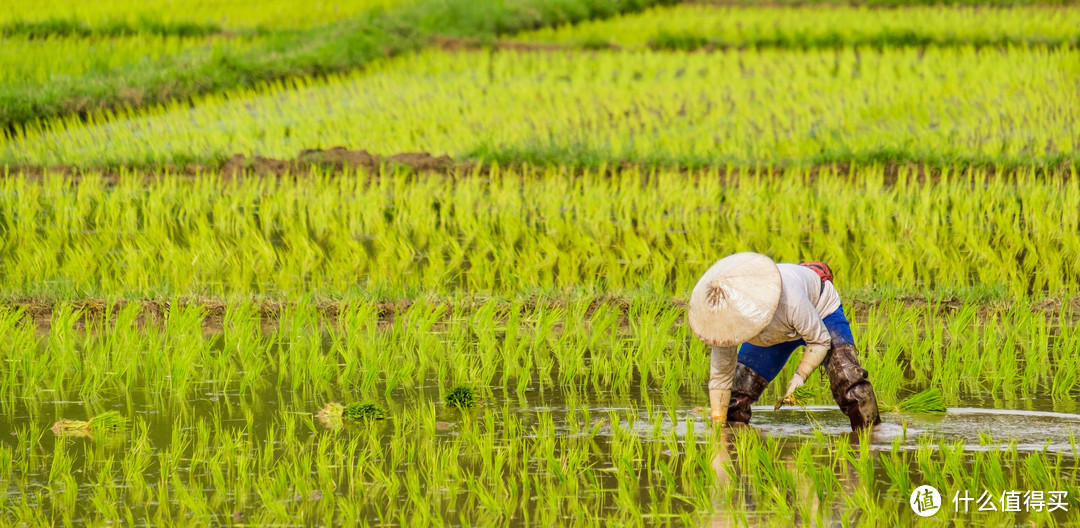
[{"x1": 736, "y1": 305, "x2": 854, "y2": 382}]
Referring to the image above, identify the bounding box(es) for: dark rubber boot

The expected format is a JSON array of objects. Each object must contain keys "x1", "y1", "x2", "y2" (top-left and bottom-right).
[
  {"x1": 727, "y1": 364, "x2": 770, "y2": 424},
  {"x1": 823, "y1": 343, "x2": 881, "y2": 431}
]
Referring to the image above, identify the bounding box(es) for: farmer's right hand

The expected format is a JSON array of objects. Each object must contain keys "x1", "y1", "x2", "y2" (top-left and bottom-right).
[{"x1": 783, "y1": 374, "x2": 805, "y2": 400}]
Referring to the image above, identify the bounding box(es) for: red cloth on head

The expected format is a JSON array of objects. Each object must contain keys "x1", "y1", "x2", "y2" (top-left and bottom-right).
[{"x1": 799, "y1": 261, "x2": 834, "y2": 283}]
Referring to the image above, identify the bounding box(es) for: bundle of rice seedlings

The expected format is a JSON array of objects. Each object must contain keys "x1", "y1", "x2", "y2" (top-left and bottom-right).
[
  {"x1": 51, "y1": 411, "x2": 126, "y2": 437},
  {"x1": 444, "y1": 385, "x2": 477, "y2": 409},
  {"x1": 342, "y1": 402, "x2": 386, "y2": 421},
  {"x1": 316, "y1": 401, "x2": 387, "y2": 424},
  {"x1": 895, "y1": 389, "x2": 947, "y2": 414}
]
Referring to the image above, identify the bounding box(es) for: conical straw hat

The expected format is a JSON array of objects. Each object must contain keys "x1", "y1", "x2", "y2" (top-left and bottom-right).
[{"x1": 688, "y1": 253, "x2": 782, "y2": 347}]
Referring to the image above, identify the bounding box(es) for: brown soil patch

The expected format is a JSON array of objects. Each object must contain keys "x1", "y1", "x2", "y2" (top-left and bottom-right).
[
  {"x1": 3, "y1": 147, "x2": 469, "y2": 182},
  {"x1": 5, "y1": 158, "x2": 1076, "y2": 185},
  {"x1": 7, "y1": 297, "x2": 413, "y2": 335},
  {"x1": 221, "y1": 147, "x2": 464, "y2": 177},
  {"x1": 6, "y1": 295, "x2": 1078, "y2": 335}
]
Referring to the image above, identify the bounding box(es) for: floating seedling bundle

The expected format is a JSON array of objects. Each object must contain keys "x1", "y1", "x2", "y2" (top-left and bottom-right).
[
  {"x1": 317, "y1": 401, "x2": 387, "y2": 428},
  {"x1": 444, "y1": 385, "x2": 478, "y2": 409},
  {"x1": 343, "y1": 402, "x2": 387, "y2": 420},
  {"x1": 51, "y1": 411, "x2": 126, "y2": 437}
]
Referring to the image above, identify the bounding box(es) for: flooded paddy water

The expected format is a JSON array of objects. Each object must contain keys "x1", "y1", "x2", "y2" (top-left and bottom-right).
[
  {"x1": 3, "y1": 369, "x2": 1078, "y2": 526},
  {"x1": 1, "y1": 299, "x2": 1078, "y2": 526}
]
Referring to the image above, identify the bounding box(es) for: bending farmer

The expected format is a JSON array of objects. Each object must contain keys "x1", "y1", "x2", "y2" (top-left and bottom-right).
[{"x1": 687, "y1": 252, "x2": 881, "y2": 431}]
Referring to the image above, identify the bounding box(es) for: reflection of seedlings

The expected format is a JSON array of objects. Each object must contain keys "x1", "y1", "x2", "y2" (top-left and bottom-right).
[
  {"x1": 51, "y1": 411, "x2": 126, "y2": 437},
  {"x1": 316, "y1": 401, "x2": 386, "y2": 428},
  {"x1": 342, "y1": 402, "x2": 387, "y2": 421},
  {"x1": 444, "y1": 385, "x2": 477, "y2": 409},
  {"x1": 896, "y1": 389, "x2": 947, "y2": 414}
]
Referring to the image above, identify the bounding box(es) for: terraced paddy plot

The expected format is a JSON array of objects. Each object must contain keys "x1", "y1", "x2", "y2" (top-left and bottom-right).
[
  {"x1": 515, "y1": 4, "x2": 1080, "y2": 49},
  {"x1": 6, "y1": 46, "x2": 1077, "y2": 168},
  {"x1": 0, "y1": 301, "x2": 1077, "y2": 525},
  {"x1": 0, "y1": 34, "x2": 264, "y2": 86},
  {"x1": 0, "y1": 0, "x2": 411, "y2": 30},
  {"x1": 1, "y1": 168, "x2": 1076, "y2": 299}
]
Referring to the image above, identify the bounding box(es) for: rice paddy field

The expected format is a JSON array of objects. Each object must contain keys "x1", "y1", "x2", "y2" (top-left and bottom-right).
[{"x1": 2, "y1": 0, "x2": 1079, "y2": 526}]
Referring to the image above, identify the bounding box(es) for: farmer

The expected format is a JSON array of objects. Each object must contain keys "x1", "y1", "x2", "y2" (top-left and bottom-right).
[{"x1": 687, "y1": 252, "x2": 881, "y2": 431}]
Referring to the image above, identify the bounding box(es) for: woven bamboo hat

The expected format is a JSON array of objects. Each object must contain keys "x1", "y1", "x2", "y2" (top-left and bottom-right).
[{"x1": 687, "y1": 252, "x2": 782, "y2": 347}]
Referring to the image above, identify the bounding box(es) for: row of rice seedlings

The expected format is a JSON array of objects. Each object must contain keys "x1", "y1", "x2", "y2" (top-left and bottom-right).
[
  {"x1": 1, "y1": 0, "x2": 411, "y2": 30},
  {"x1": 515, "y1": 4, "x2": 1080, "y2": 49},
  {"x1": 4, "y1": 390, "x2": 1077, "y2": 526},
  {"x1": 1, "y1": 167, "x2": 1076, "y2": 299},
  {"x1": 2, "y1": 297, "x2": 1077, "y2": 411},
  {"x1": 0, "y1": 34, "x2": 264, "y2": 88},
  {"x1": 5, "y1": 45, "x2": 1076, "y2": 168}
]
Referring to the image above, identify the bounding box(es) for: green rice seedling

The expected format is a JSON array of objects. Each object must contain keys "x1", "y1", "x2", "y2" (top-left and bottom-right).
[
  {"x1": 895, "y1": 389, "x2": 947, "y2": 414},
  {"x1": 444, "y1": 385, "x2": 478, "y2": 409}
]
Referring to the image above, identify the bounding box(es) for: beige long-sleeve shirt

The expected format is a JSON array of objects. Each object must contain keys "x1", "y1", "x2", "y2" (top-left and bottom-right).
[{"x1": 708, "y1": 264, "x2": 841, "y2": 390}]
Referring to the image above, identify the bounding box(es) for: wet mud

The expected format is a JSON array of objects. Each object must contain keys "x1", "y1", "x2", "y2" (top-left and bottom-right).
[
  {"x1": 221, "y1": 147, "x2": 465, "y2": 177},
  {"x1": 6, "y1": 295, "x2": 1080, "y2": 333}
]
